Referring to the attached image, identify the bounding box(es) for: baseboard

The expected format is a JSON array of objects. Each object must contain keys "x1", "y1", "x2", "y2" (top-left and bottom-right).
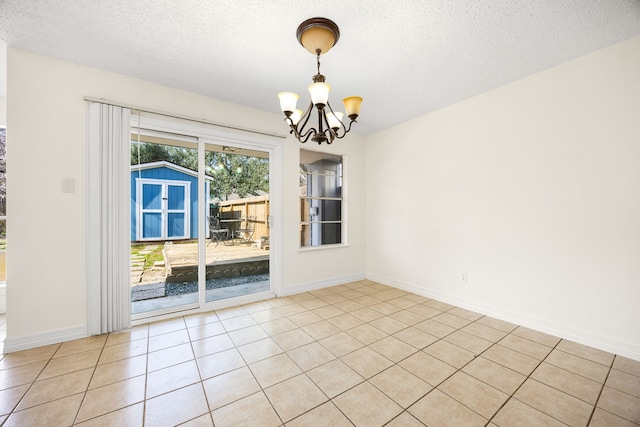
[
  {"x1": 281, "y1": 273, "x2": 366, "y2": 296},
  {"x1": 3, "y1": 325, "x2": 88, "y2": 353},
  {"x1": 367, "y1": 272, "x2": 640, "y2": 362}
]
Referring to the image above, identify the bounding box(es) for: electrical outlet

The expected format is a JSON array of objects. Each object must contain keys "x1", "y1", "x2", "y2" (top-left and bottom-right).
[
  {"x1": 62, "y1": 178, "x2": 75, "y2": 193},
  {"x1": 461, "y1": 272, "x2": 468, "y2": 283}
]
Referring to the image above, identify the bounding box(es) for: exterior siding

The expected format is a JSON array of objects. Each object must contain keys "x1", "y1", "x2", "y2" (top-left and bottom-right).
[{"x1": 130, "y1": 165, "x2": 201, "y2": 241}]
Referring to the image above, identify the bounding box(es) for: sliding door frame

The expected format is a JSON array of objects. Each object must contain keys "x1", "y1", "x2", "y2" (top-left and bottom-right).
[{"x1": 131, "y1": 113, "x2": 283, "y2": 323}]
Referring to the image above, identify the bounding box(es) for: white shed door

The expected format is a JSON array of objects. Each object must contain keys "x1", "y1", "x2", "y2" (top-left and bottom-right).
[{"x1": 137, "y1": 179, "x2": 190, "y2": 241}]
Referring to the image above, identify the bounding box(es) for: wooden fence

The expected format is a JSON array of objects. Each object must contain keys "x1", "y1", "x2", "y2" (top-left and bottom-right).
[{"x1": 217, "y1": 195, "x2": 269, "y2": 243}]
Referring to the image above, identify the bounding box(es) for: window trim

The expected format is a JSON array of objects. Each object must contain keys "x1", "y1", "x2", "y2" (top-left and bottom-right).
[{"x1": 299, "y1": 149, "x2": 346, "y2": 249}]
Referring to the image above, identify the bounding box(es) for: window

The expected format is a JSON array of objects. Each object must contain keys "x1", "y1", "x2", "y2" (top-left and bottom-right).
[{"x1": 300, "y1": 149, "x2": 343, "y2": 247}]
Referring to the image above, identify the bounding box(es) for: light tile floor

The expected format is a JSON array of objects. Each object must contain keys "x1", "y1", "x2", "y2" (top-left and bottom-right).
[{"x1": 1, "y1": 280, "x2": 639, "y2": 426}]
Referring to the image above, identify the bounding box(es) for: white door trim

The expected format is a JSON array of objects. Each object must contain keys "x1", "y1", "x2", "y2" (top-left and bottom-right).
[{"x1": 132, "y1": 113, "x2": 284, "y2": 308}]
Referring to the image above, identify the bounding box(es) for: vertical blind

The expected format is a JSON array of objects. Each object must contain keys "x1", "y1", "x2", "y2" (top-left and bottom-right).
[{"x1": 86, "y1": 103, "x2": 132, "y2": 334}]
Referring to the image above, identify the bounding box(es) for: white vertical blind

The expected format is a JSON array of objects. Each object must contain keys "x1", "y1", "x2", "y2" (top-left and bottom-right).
[{"x1": 87, "y1": 103, "x2": 131, "y2": 334}]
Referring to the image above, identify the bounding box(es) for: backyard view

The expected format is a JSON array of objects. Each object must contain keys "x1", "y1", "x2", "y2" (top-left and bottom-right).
[{"x1": 130, "y1": 134, "x2": 270, "y2": 315}]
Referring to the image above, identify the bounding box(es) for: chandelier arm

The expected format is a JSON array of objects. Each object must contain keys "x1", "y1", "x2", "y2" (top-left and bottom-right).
[
  {"x1": 285, "y1": 103, "x2": 316, "y2": 143},
  {"x1": 325, "y1": 102, "x2": 348, "y2": 139},
  {"x1": 288, "y1": 121, "x2": 317, "y2": 143},
  {"x1": 295, "y1": 101, "x2": 314, "y2": 135},
  {"x1": 321, "y1": 108, "x2": 339, "y2": 144},
  {"x1": 285, "y1": 120, "x2": 302, "y2": 140},
  {"x1": 298, "y1": 128, "x2": 318, "y2": 143},
  {"x1": 324, "y1": 128, "x2": 336, "y2": 144},
  {"x1": 287, "y1": 101, "x2": 317, "y2": 143},
  {"x1": 333, "y1": 119, "x2": 357, "y2": 139},
  {"x1": 284, "y1": 118, "x2": 303, "y2": 139},
  {"x1": 316, "y1": 107, "x2": 338, "y2": 144}
]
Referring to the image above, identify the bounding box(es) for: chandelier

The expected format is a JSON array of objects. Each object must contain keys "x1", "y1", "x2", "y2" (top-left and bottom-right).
[{"x1": 278, "y1": 18, "x2": 363, "y2": 144}]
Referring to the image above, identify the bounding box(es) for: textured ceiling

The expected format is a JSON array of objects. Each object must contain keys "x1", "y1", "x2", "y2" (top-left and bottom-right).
[{"x1": 1, "y1": 0, "x2": 639, "y2": 135}]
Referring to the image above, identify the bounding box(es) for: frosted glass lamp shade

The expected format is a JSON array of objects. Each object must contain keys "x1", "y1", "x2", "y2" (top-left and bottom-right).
[
  {"x1": 308, "y1": 82, "x2": 330, "y2": 106},
  {"x1": 290, "y1": 109, "x2": 303, "y2": 125},
  {"x1": 278, "y1": 92, "x2": 299, "y2": 113},
  {"x1": 343, "y1": 96, "x2": 363, "y2": 118},
  {"x1": 299, "y1": 27, "x2": 336, "y2": 55},
  {"x1": 327, "y1": 111, "x2": 344, "y2": 129}
]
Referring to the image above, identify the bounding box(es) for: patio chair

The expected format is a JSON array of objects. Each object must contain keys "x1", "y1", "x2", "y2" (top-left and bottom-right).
[
  {"x1": 209, "y1": 217, "x2": 229, "y2": 247},
  {"x1": 235, "y1": 216, "x2": 256, "y2": 246}
]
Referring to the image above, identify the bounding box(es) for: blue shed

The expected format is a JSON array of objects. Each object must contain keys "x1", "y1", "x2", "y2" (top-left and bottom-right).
[{"x1": 131, "y1": 161, "x2": 212, "y2": 242}]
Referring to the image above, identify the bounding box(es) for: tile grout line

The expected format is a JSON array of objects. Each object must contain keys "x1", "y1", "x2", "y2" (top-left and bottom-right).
[
  {"x1": 585, "y1": 354, "x2": 615, "y2": 426},
  {"x1": 4, "y1": 343, "x2": 63, "y2": 422},
  {"x1": 72, "y1": 339, "x2": 103, "y2": 426},
  {"x1": 324, "y1": 309, "x2": 505, "y2": 426},
  {"x1": 415, "y1": 318, "x2": 520, "y2": 425},
  {"x1": 482, "y1": 336, "x2": 563, "y2": 426},
  {"x1": 75, "y1": 332, "x2": 145, "y2": 425},
  {"x1": 485, "y1": 335, "x2": 623, "y2": 426},
  {"x1": 372, "y1": 309, "x2": 527, "y2": 425},
  {"x1": 185, "y1": 313, "x2": 217, "y2": 427},
  {"x1": 264, "y1": 304, "x2": 363, "y2": 426},
  {"x1": 233, "y1": 314, "x2": 287, "y2": 427}
]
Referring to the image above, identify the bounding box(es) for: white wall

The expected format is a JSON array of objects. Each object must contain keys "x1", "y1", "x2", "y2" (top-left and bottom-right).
[
  {"x1": 0, "y1": 96, "x2": 6, "y2": 125},
  {"x1": 366, "y1": 36, "x2": 640, "y2": 360},
  {"x1": 5, "y1": 49, "x2": 366, "y2": 349},
  {"x1": 281, "y1": 138, "x2": 367, "y2": 293}
]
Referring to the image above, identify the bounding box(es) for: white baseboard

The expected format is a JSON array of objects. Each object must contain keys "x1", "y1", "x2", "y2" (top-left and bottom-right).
[
  {"x1": 3, "y1": 325, "x2": 87, "y2": 353},
  {"x1": 281, "y1": 273, "x2": 366, "y2": 296},
  {"x1": 367, "y1": 273, "x2": 640, "y2": 362}
]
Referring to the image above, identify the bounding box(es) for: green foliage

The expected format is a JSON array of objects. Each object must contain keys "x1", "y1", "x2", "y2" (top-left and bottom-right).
[
  {"x1": 131, "y1": 141, "x2": 269, "y2": 200},
  {"x1": 131, "y1": 244, "x2": 164, "y2": 269},
  {"x1": 131, "y1": 142, "x2": 197, "y2": 170}
]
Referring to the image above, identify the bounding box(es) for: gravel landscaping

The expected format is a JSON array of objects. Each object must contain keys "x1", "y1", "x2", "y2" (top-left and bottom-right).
[{"x1": 165, "y1": 274, "x2": 269, "y2": 296}]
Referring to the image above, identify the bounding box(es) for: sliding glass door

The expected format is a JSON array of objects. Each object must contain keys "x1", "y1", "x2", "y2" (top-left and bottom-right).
[
  {"x1": 203, "y1": 141, "x2": 270, "y2": 303},
  {"x1": 129, "y1": 115, "x2": 277, "y2": 320},
  {"x1": 130, "y1": 133, "x2": 201, "y2": 315}
]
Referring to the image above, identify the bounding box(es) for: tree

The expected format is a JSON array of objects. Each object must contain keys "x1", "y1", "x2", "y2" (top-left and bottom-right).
[
  {"x1": 131, "y1": 141, "x2": 269, "y2": 200},
  {"x1": 205, "y1": 151, "x2": 269, "y2": 200},
  {"x1": 131, "y1": 142, "x2": 197, "y2": 170}
]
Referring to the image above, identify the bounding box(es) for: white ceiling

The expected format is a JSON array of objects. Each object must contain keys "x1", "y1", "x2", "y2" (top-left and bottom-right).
[{"x1": 1, "y1": 1, "x2": 639, "y2": 135}]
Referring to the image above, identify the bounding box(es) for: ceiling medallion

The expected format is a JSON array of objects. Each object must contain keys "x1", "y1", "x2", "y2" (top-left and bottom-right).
[{"x1": 278, "y1": 17, "x2": 363, "y2": 144}]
